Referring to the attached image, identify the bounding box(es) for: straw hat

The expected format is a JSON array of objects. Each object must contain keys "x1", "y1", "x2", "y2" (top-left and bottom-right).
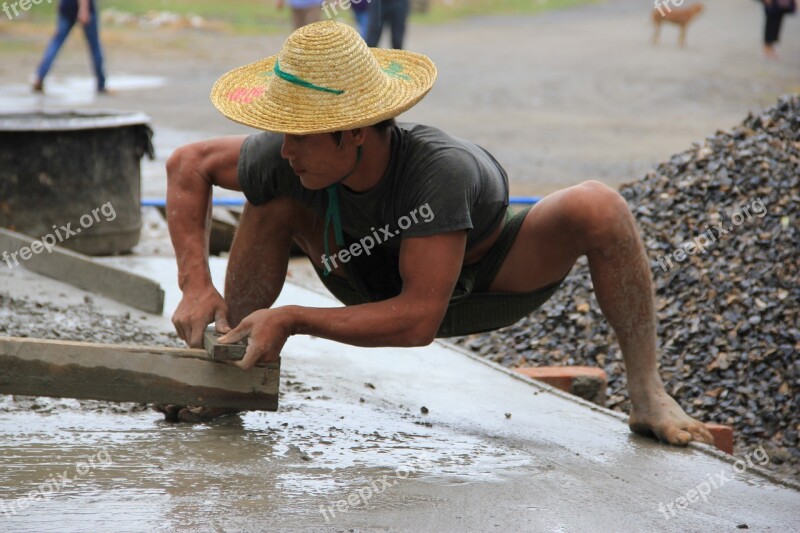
[{"x1": 210, "y1": 21, "x2": 437, "y2": 135}]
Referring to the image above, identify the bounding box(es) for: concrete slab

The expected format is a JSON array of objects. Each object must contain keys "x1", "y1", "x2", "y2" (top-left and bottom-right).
[
  {"x1": 1, "y1": 257, "x2": 798, "y2": 532},
  {"x1": 0, "y1": 228, "x2": 164, "y2": 314}
]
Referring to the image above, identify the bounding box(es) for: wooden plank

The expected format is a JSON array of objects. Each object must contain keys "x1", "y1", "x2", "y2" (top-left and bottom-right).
[
  {"x1": 0, "y1": 228, "x2": 164, "y2": 314},
  {"x1": 0, "y1": 336, "x2": 279, "y2": 410},
  {"x1": 204, "y1": 327, "x2": 248, "y2": 360}
]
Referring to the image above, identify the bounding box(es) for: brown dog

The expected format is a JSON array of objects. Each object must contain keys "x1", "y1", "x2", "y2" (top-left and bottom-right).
[{"x1": 652, "y1": 2, "x2": 705, "y2": 47}]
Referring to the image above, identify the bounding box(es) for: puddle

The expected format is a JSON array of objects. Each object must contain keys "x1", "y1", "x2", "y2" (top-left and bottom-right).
[{"x1": 0, "y1": 74, "x2": 167, "y2": 111}]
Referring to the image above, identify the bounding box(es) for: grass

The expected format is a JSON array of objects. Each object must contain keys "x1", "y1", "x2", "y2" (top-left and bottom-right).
[{"x1": 10, "y1": 0, "x2": 599, "y2": 34}]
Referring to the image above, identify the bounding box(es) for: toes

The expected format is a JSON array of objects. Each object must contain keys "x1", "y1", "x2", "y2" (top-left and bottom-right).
[
  {"x1": 692, "y1": 423, "x2": 715, "y2": 445},
  {"x1": 630, "y1": 418, "x2": 692, "y2": 446},
  {"x1": 661, "y1": 426, "x2": 692, "y2": 446}
]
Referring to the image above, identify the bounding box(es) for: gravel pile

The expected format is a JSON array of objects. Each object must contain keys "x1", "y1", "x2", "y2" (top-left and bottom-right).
[{"x1": 453, "y1": 95, "x2": 799, "y2": 481}]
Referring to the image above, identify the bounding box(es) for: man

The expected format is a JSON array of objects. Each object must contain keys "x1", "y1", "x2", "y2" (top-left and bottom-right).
[
  {"x1": 33, "y1": 0, "x2": 108, "y2": 94},
  {"x1": 164, "y1": 21, "x2": 713, "y2": 448}
]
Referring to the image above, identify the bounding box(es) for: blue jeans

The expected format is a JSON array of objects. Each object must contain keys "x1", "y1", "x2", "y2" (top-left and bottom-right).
[
  {"x1": 36, "y1": 12, "x2": 106, "y2": 90},
  {"x1": 365, "y1": 0, "x2": 409, "y2": 50},
  {"x1": 353, "y1": 10, "x2": 369, "y2": 38}
]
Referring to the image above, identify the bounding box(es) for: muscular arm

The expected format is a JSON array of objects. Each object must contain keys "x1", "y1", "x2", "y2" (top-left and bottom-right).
[
  {"x1": 225, "y1": 231, "x2": 467, "y2": 368},
  {"x1": 166, "y1": 136, "x2": 246, "y2": 345}
]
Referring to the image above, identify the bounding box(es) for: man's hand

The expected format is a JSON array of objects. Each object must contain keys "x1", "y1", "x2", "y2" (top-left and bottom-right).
[
  {"x1": 218, "y1": 308, "x2": 294, "y2": 369},
  {"x1": 77, "y1": 0, "x2": 91, "y2": 25},
  {"x1": 172, "y1": 285, "x2": 231, "y2": 348}
]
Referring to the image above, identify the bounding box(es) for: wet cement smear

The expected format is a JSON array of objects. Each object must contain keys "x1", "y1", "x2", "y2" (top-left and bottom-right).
[{"x1": 0, "y1": 368, "x2": 532, "y2": 531}]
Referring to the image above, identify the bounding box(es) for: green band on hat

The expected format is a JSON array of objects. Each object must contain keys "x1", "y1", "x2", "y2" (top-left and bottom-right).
[{"x1": 274, "y1": 60, "x2": 344, "y2": 95}]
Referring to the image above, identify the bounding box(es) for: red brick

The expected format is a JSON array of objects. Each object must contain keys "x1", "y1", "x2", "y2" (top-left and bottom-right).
[
  {"x1": 514, "y1": 366, "x2": 607, "y2": 405},
  {"x1": 705, "y1": 423, "x2": 734, "y2": 455}
]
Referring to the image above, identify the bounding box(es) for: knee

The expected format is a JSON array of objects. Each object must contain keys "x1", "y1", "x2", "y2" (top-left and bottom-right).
[{"x1": 560, "y1": 180, "x2": 633, "y2": 243}]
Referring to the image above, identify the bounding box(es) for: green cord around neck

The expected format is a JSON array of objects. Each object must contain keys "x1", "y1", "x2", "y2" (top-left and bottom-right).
[{"x1": 322, "y1": 146, "x2": 362, "y2": 276}]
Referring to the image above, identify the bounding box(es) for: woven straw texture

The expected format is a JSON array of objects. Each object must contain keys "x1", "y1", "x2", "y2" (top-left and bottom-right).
[{"x1": 210, "y1": 21, "x2": 437, "y2": 134}]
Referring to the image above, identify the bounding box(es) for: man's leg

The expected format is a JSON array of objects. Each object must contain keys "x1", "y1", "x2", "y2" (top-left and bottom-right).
[
  {"x1": 388, "y1": 0, "x2": 409, "y2": 50},
  {"x1": 81, "y1": 13, "x2": 106, "y2": 91},
  {"x1": 224, "y1": 196, "x2": 343, "y2": 324},
  {"x1": 365, "y1": 0, "x2": 384, "y2": 47},
  {"x1": 489, "y1": 180, "x2": 713, "y2": 446},
  {"x1": 34, "y1": 14, "x2": 75, "y2": 90}
]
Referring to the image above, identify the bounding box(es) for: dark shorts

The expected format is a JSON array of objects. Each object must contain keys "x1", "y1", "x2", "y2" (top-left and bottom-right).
[{"x1": 314, "y1": 206, "x2": 565, "y2": 338}]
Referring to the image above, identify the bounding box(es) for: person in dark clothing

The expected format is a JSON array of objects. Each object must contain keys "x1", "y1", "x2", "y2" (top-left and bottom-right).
[
  {"x1": 365, "y1": 0, "x2": 409, "y2": 49},
  {"x1": 33, "y1": 0, "x2": 107, "y2": 93},
  {"x1": 762, "y1": 0, "x2": 795, "y2": 59}
]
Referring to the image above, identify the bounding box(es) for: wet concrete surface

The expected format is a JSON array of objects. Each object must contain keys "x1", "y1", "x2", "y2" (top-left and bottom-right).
[{"x1": 2, "y1": 258, "x2": 799, "y2": 531}]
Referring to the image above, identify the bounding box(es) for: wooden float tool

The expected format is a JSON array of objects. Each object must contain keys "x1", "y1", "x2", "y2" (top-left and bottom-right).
[{"x1": 0, "y1": 335, "x2": 279, "y2": 411}]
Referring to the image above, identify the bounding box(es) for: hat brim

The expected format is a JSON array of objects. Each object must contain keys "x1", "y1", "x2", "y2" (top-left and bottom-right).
[{"x1": 210, "y1": 48, "x2": 437, "y2": 135}]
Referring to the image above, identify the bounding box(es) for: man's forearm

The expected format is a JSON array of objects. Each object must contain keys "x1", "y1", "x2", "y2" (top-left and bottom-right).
[
  {"x1": 166, "y1": 155, "x2": 214, "y2": 291},
  {"x1": 287, "y1": 296, "x2": 444, "y2": 348}
]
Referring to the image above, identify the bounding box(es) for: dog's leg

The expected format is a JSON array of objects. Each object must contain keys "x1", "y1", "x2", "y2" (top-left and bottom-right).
[
  {"x1": 679, "y1": 23, "x2": 686, "y2": 47},
  {"x1": 652, "y1": 20, "x2": 661, "y2": 45}
]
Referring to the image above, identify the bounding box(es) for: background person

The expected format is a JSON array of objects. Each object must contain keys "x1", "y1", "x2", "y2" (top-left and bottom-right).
[
  {"x1": 276, "y1": 0, "x2": 320, "y2": 30},
  {"x1": 761, "y1": 0, "x2": 796, "y2": 58},
  {"x1": 365, "y1": 0, "x2": 409, "y2": 49},
  {"x1": 33, "y1": 0, "x2": 107, "y2": 94}
]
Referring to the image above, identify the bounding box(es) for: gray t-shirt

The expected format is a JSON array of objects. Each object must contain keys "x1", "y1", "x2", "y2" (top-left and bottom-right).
[{"x1": 237, "y1": 123, "x2": 509, "y2": 256}]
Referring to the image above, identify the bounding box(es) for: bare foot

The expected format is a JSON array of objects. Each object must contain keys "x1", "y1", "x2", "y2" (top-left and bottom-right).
[
  {"x1": 153, "y1": 404, "x2": 240, "y2": 423},
  {"x1": 629, "y1": 390, "x2": 714, "y2": 446},
  {"x1": 763, "y1": 45, "x2": 779, "y2": 60}
]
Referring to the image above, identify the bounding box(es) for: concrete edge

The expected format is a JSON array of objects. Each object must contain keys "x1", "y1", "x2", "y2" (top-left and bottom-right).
[
  {"x1": 0, "y1": 228, "x2": 165, "y2": 314},
  {"x1": 435, "y1": 338, "x2": 800, "y2": 492}
]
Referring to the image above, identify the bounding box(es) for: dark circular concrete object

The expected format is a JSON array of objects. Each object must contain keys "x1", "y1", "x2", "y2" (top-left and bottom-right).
[{"x1": 0, "y1": 110, "x2": 154, "y2": 255}]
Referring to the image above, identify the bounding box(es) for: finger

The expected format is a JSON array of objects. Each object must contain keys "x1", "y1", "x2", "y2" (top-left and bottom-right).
[
  {"x1": 188, "y1": 322, "x2": 205, "y2": 349},
  {"x1": 235, "y1": 343, "x2": 261, "y2": 371},
  {"x1": 219, "y1": 324, "x2": 249, "y2": 345},
  {"x1": 172, "y1": 315, "x2": 187, "y2": 344},
  {"x1": 215, "y1": 310, "x2": 231, "y2": 334}
]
